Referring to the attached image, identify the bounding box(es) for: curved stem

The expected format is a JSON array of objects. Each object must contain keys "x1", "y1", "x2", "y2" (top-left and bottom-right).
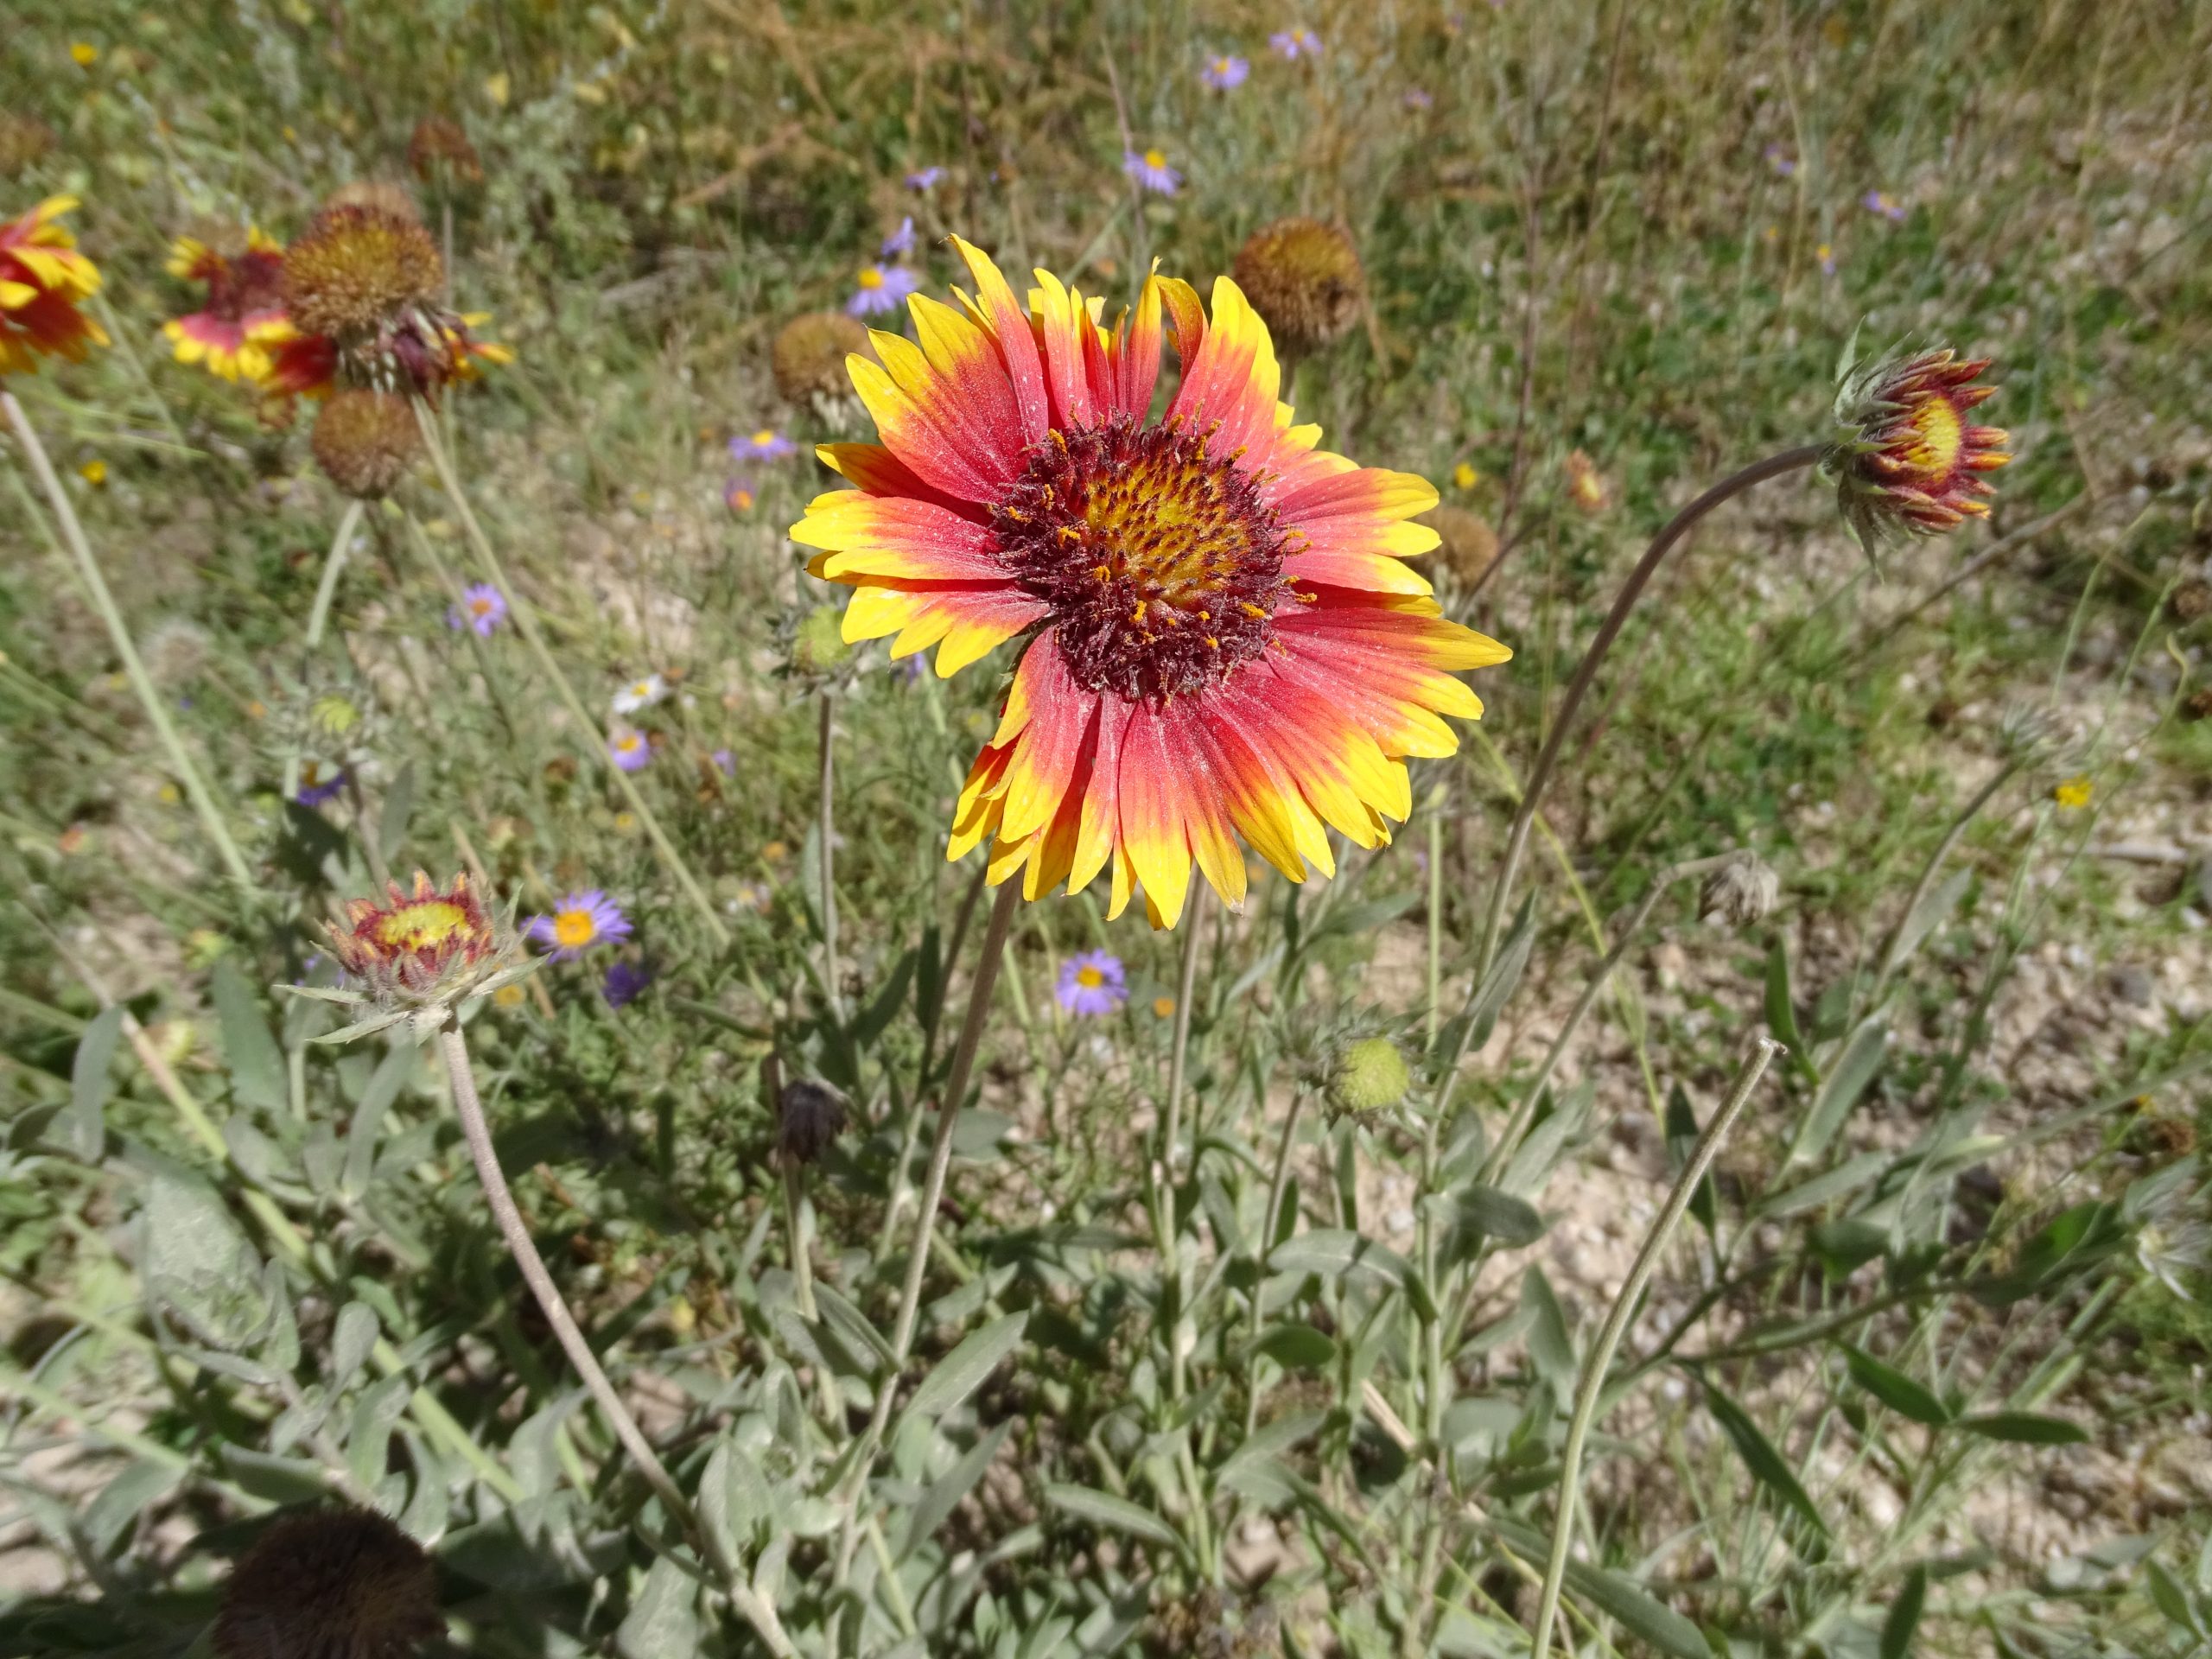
[
  {"x1": 1525, "y1": 1036, "x2": 1782, "y2": 1659},
  {"x1": 1475, "y1": 444, "x2": 1824, "y2": 978},
  {"x1": 5, "y1": 391, "x2": 254, "y2": 890},
  {"x1": 437, "y1": 1018, "x2": 792, "y2": 1655},
  {"x1": 306, "y1": 499, "x2": 365, "y2": 652}
]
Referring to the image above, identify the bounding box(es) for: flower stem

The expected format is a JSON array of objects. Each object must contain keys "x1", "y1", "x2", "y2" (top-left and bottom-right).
[
  {"x1": 1243, "y1": 1086, "x2": 1308, "y2": 1439},
  {"x1": 817, "y1": 692, "x2": 844, "y2": 1024},
  {"x1": 783, "y1": 1160, "x2": 817, "y2": 1322},
  {"x1": 306, "y1": 499, "x2": 365, "y2": 652},
  {"x1": 1157, "y1": 885, "x2": 1208, "y2": 1403},
  {"x1": 5, "y1": 391, "x2": 254, "y2": 891},
  {"x1": 1474, "y1": 443, "x2": 1824, "y2": 978},
  {"x1": 1524, "y1": 1035, "x2": 1783, "y2": 1659},
  {"x1": 875, "y1": 864, "x2": 988, "y2": 1262},
  {"x1": 436, "y1": 1016, "x2": 793, "y2": 1655},
  {"x1": 410, "y1": 400, "x2": 731, "y2": 951}
]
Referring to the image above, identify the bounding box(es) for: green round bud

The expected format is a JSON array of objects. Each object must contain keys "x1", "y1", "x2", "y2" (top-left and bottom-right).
[
  {"x1": 792, "y1": 605, "x2": 851, "y2": 674},
  {"x1": 1328, "y1": 1037, "x2": 1409, "y2": 1116}
]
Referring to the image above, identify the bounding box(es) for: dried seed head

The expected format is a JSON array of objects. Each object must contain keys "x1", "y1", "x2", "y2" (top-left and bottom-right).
[
  {"x1": 1419, "y1": 505, "x2": 1499, "y2": 588},
  {"x1": 213, "y1": 1505, "x2": 441, "y2": 1659},
  {"x1": 2171, "y1": 579, "x2": 2211, "y2": 624},
  {"x1": 408, "y1": 116, "x2": 484, "y2": 184},
  {"x1": 2184, "y1": 687, "x2": 2212, "y2": 723},
  {"x1": 1232, "y1": 218, "x2": 1365, "y2": 356},
  {"x1": 778, "y1": 1078, "x2": 849, "y2": 1166},
  {"x1": 311, "y1": 389, "x2": 423, "y2": 499},
  {"x1": 1327, "y1": 1037, "x2": 1409, "y2": 1117},
  {"x1": 322, "y1": 180, "x2": 425, "y2": 226},
  {"x1": 772, "y1": 310, "x2": 872, "y2": 404},
  {"x1": 1700, "y1": 850, "x2": 1781, "y2": 929},
  {"x1": 283, "y1": 202, "x2": 442, "y2": 341}
]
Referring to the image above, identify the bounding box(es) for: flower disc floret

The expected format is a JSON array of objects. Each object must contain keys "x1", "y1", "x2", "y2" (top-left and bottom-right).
[{"x1": 283, "y1": 203, "x2": 442, "y2": 341}]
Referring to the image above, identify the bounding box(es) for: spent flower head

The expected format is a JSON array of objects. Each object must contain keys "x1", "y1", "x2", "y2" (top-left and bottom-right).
[
  {"x1": 409, "y1": 115, "x2": 484, "y2": 185},
  {"x1": 1700, "y1": 850, "x2": 1782, "y2": 929},
  {"x1": 777, "y1": 1077, "x2": 849, "y2": 1166},
  {"x1": 1825, "y1": 338, "x2": 2010, "y2": 550},
  {"x1": 310, "y1": 388, "x2": 422, "y2": 498},
  {"x1": 213, "y1": 1505, "x2": 441, "y2": 1659},
  {"x1": 1232, "y1": 219, "x2": 1364, "y2": 357}
]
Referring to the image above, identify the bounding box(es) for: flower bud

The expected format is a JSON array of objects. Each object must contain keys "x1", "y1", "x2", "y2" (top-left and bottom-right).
[
  {"x1": 1327, "y1": 1037, "x2": 1409, "y2": 1116},
  {"x1": 1824, "y1": 340, "x2": 2010, "y2": 549},
  {"x1": 791, "y1": 605, "x2": 852, "y2": 675}
]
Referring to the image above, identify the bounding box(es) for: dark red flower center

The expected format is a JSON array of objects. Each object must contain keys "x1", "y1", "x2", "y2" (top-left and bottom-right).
[
  {"x1": 195, "y1": 247, "x2": 286, "y2": 323},
  {"x1": 992, "y1": 417, "x2": 1294, "y2": 701}
]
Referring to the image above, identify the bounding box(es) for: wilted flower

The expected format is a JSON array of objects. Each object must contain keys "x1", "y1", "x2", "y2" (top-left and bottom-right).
[
  {"x1": 313, "y1": 871, "x2": 527, "y2": 1037},
  {"x1": 2187, "y1": 687, "x2": 2212, "y2": 723},
  {"x1": 906, "y1": 166, "x2": 944, "y2": 191},
  {"x1": 1564, "y1": 448, "x2": 1609, "y2": 512},
  {"x1": 772, "y1": 310, "x2": 874, "y2": 427},
  {"x1": 0, "y1": 114, "x2": 55, "y2": 178},
  {"x1": 0, "y1": 197, "x2": 107, "y2": 377},
  {"x1": 295, "y1": 760, "x2": 347, "y2": 807},
  {"x1": 1270, "y1": 26, "x2": 1322, "y2": 59},
  {"x1": 162, "y1": 228, "x2": 292, "y2": 384},
  {"x1": 732, "y1": 427, "x2": 798, "y2": 462},
  {"x1": 324, "y1": 180, "x2": 424, "y2": 224},
  {"x1": 1700, "y1": 850, "x2": 1781, "y2": 928},
  {"x1": 1056, "y1": 950, "x2": 1128, "y2": 1016},
  {"x1": 310, "y1": 388, "x2": 422, "y2": 498},
  {"x1": 611, "y1": 672, "x2": 666, "y2": 715},
  {"x1": 608, "y1": 728, "x2": 652, "y2": 772},
  {"x1": 778, "y1": 1077, "x2": 849, "y2": 1166},
  {"x1": 212, "y1": 1505, "x2": 441, "y2": 1659},
  {"x1": 2170, "y1": 580, "x2": 2210, "y2": 624},
  {"x1": 1202, "y1": 54, "x2": 1249, "y2": 90},
  {"x1": 1328, "y1": 1037, "x2": 1409, "y2": 1116},
  {"x1": 849, "y1": 263, "x2": 922, "y2": 317},
  {"x1": 601, "y1": 958, "x2": 653, "y2": 1008},
  {"x1": 1232, "y1": 218, "x2": 1364, "y2": 358},
  {"x1": 408, "y1": 115, "x2": 484, "y2": 185},
  {"x1": 526, "y1": 889, "x2": 632, "y2": 961},
  {"x1": 1825, "y1": 342, "x2": 2010, "y2": 547},
  {"x1": 1862, "y1": 189, "x2": 1906, "y2": 222},
  {"x1": 880, "y1": 215, "x2": 916, "y2": 258},
  {"x1": 1123, "y1": 149, "x2": 1182, "y2": 195},
  {"x1": 1419, "y1": 505, "x2": 1500, "y2": 588},
  {"x1": 447, "y1": 582, "x2": 505, "y2": 635}
]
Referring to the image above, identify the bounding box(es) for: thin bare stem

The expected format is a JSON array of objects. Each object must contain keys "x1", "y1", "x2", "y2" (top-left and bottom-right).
[
  {"x1": 1525, "y1": 1036, "x2": 1783, "y2": 1659},
  {"x1": 1243, "y1": 1086, "x2": 1309, "y2": 1438},
  {"x1": 783, "y1": 1160, "x2": 818, "y2": 1322},
  {"x1": 306, "y1": 500, "x2": 365, "y2": 652},
  {"x1": 1476, "y1": 444, "x2": 1824, "y2": 977},
  {"x1": 817, "y1": 693, "x2": 845, "y2": 1024},
  {"x1": 1159, "y1": 885, "x2": 1208, "y2": 1402},
  {"x1": 5, "y1": 391, "x2": 253, "y2": 890},
  {"x1": 877, "y1": 863, "x2": 989, "y2": 1260},
  {"x1": 410, "y1": 399, "x2": 731, "y2": 950},
  {"x1": 437, "y1": 1018, "x2": 793, "y2": 1655}
]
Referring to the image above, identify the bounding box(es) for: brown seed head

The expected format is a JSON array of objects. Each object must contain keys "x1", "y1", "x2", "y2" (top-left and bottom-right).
[
  {"x1": 2185, "y1": 687, "x2": 2212, "y2": 723},
  {"x1": 772, "y1": 310, "x2": 873, "y2": 404},
  {"x1": 1418, "y1": 505, "x2": 1499, "y2": 588},
  {"x1": 2171, "y1": 579, "x2": 2211, "y2": 624},
  {"x1": 408, "y1": 116, "x2": 484, "y2": 184},
  {"x1": 283, "y1": 202, "x2": 442, "y2": 340},
  {"x1": 324, "y1": 181, "x2": 424, "y2": 226},
  {"x1": 1232, "y1": 218, "x2": 1365, "y2": 356},
  {"x1": 213, "y1": 1505, "x2": 441, "y2": 1659},
  {"x1": 1700, "y1": 850, "x2": 1782, "y2": 929},
  {"x1": 778, "y1": 1077, "x2": 849, "y2": 1166},
  {"x1": 312, "y1": 389, "x2": 423, "y2": 499}
]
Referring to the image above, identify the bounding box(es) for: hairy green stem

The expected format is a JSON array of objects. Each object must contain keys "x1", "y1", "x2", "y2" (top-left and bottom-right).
[
  {"x1": 1158, "y1": 886, "x2": 1208, "y2": 1403},
  {"x1": 1476, "y1": 444, "x2": 1825, "y2": 978},
  {"x1": 1526, "y1": 1036, "x2": 1782, "y2": 1659},
  {"x1": 6, "y1": 391, "x2": 253, "y2": 889},
  {"x1": 817, "y1": 692, "x2": 845, "y2": 1023}
]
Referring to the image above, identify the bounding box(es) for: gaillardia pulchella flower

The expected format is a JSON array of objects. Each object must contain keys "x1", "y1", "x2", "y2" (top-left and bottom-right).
[
  {"x1": 162, "y1": 228, "x2": 293, "y2": 384},
  {"x1": 300, "y1": 870, "x2": 531, "y2": 1039},
  {"x1": 791, "y1": 239, "x2": 1510, "y2": 928},
  {"x1": 1826, "y1": 341, "x2": 2009, "y2": 547},
  {"x1": 0, "y1": 196, "x2": 107, "y2": 377},
  {"x1": 1231, "y1": 218, "x2": 1365, "y2": 359}
]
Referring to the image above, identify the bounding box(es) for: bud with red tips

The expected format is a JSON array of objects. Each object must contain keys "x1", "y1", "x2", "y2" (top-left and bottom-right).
[{"x1": 1825, "y1": 339, "x2": 2011, "y2": 550}]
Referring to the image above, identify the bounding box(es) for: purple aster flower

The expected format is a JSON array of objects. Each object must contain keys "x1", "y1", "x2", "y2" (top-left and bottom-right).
[
  {"x1": 1817, "y1": 241, "x2": 1836, "y2": 275},
  {"x1": 906, "y1": 166, "x2": 943, "y2": 191},
  {"x1": 712, "y1": 747, "x2": 736, "y2": 776},
  {"x1": 295, "y1": 761, "x2": 346, "y2": 807},
  {"x1": 1764, "y1": 143, "x2": 1796, "y2": 177},
  {"x1": 1403, "y1": 86, "x2": 1433, "y2": 110},
  {"x1": 1055, "y1": 950, "x2": 1128, "y2": 1017},
  {"x1": 608, "y1": 728, "x2": 652, "y2": 772},
  {"x1": 1863, "y1": 189, "x2": 1905, "y2": 222},
  {"x1": 1201, "y1": 54, "x2": 1249, "y2": 91},
  {"x1": 731, "y1": 428, "x2": 798, "y2": 462},
  {"x1": 447, "y1": 582, "x2": 506, "y2": 636},
  {"x1": 849, "y1": 264, "x2": 923, "y2": 317},
  {"x1": 880, "y1": 215, "x2": 915, "y2": 257},
  {"x1": 601, "y1": 958, "x2": 654, "y2": 1008},
  {"x1": 526, "y1": 889, "x2": 632, "y2": 961},
  {"x1": 1123, "y1": 149, "x2": 1182, "y2": 196},
  {"x1": 1270, "y1": 25, "x2": 1321, "y2": 59},
  {"x1": 723, "y1": 477, "x2": 757, "y2": 514}
]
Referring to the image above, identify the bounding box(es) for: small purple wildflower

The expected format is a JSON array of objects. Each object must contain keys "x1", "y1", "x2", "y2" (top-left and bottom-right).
[
  {"x1": 732, "y1": 428, "x2": 798, "y2": 462},
  {"x1": 1817, "y1": 241, "x2": 1836, "y2": 275},
  {"x1": 447, "y1": 582, "x2": 506, "y2": 636},
  {"x1": 1123, "y1": 149, "x2": 1182, "y2": 196},
  {"x1": 1403, "y1": 86, "x2": 1433, "y2": 110},
  {"x1": 880, "y1": 215, "x2": 915, "y2": 258},
  {"x1": 295, "y1": 762, "x2": 346, "y2": 807},
  {"x1": 849, "y1": 264, "x2": 923, "y2": 317},
  {"x1": 712, "y1": 747, "x2": 736, "y2": 776},
  {"x1": 906, "y1": 166, "x2": 944, "y2": 191},
  {"x1": 1055, "y1": 950, "x2": 1128, "y2": 1018},
  {"x1": 601, "y1": 958, "x2": 653, "y2": 1008},
  {"x1": 609, "y1": 728, "x2": 652, "y2": 772},
  {"x1": 1201, "y1": 54, "x2": 1249, "y2": 91},
  {"x1": 1270, "y1": 25, "x2": 1321, "y2": 59},
  {"x1": 1862, "y1": 189, "x2": 1906, "y2": 222},
  {"x1": 527, "y1": 889, "x2": 632, "y2": 961},
  {"x1": 1764, "y1": 143, "x2": 1796, "y2": 177}
]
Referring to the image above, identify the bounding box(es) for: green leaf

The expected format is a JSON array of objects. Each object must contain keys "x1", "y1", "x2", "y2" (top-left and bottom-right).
[
  {"x1": 67, "y1": 1004, "x2": 125, "y2": 1162},
  {"x1": 1954, "y1": 1412, "x2": 2088, "y2": 1446},
  {"x1": 346, "y1": 1375, "x2": 410, "y2": 1493},
  {"x1": 342, "y1": 1043, "x2": 416, "y2": 1198},
  {"x1": 901, "y1": 1421, "x2": 1013, "y2": 1559},
  {"x1": 330, "y1": 1301, "x2": 379, "y2": 1390},
  {"x1": 1521, "y1": 1268, "x2": 1576, "y2": 1395},
  {"x1": 1702, "y1": 1379, "x2": 1828, "y2": 1536},
  {"x1": 1891, "y1": 867, "x2": 1972, "y2": 975},
  {"x1": 616, "y1": 1554, "x2": 701, "y2": 1659},
  {"x1": 142, "y1": 1173, "x2": 270, "y2": 1351},
  {"x1": 1491, "y1": 1516, "x2": 1708, "y2": 1659},
  {"x1": 1269, "y1": 1229, "x2": 1432, "y2": 1317},
  {"x1": 1250, "y1": 1323, "x2": 1336, "y2": 1370},
  {"x1": 1789, "y1": 1016, "x2": 1888, "y2": 1167},
  {"x1": 1043, "y1": 1483, "x2": 1184, "y2": 1552},
  {"x1": 2145, "y1": 1559, "x2": 2204, "y2": 1641},
  {"x1": 210, "y1": 957, "x2": 288, "y2": 1115},
  {"x1": 1451, "y1": 1184, "x2": 1546, "y2": 1248},
  {"x1": 1764, "y1": 937, "x2": 1806, "y2": 1061},
  {"x1": 1663, "y1": 1083, "x2": 1714, "y2": 1235},
  {"x1": 1842, "y1": 1345, "x2": 1951, "y2": 1427},
  {"x1": 1431, "y1": 897, "x2": 1535, "y2": 1084},
  {"x1": 1974, "y1": 1200, "x2": 2127, "y2": 1305},
  {"x1": 1880, "y1": 1563, "x2": 1928, "y2": 1659},
  {"x1": 814, "y1": 1282, "x2": 896, "y2": 1370},
  {"x1": 901, "y1": 1309, "x2": 1027, "y2": 1427},
  {"x1": 854, "y1": 948, "x2": 916, "y2": 1050},
  {"x1": 1502, "y1": 1080, "x2": 1592, "y2": 1198}
]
